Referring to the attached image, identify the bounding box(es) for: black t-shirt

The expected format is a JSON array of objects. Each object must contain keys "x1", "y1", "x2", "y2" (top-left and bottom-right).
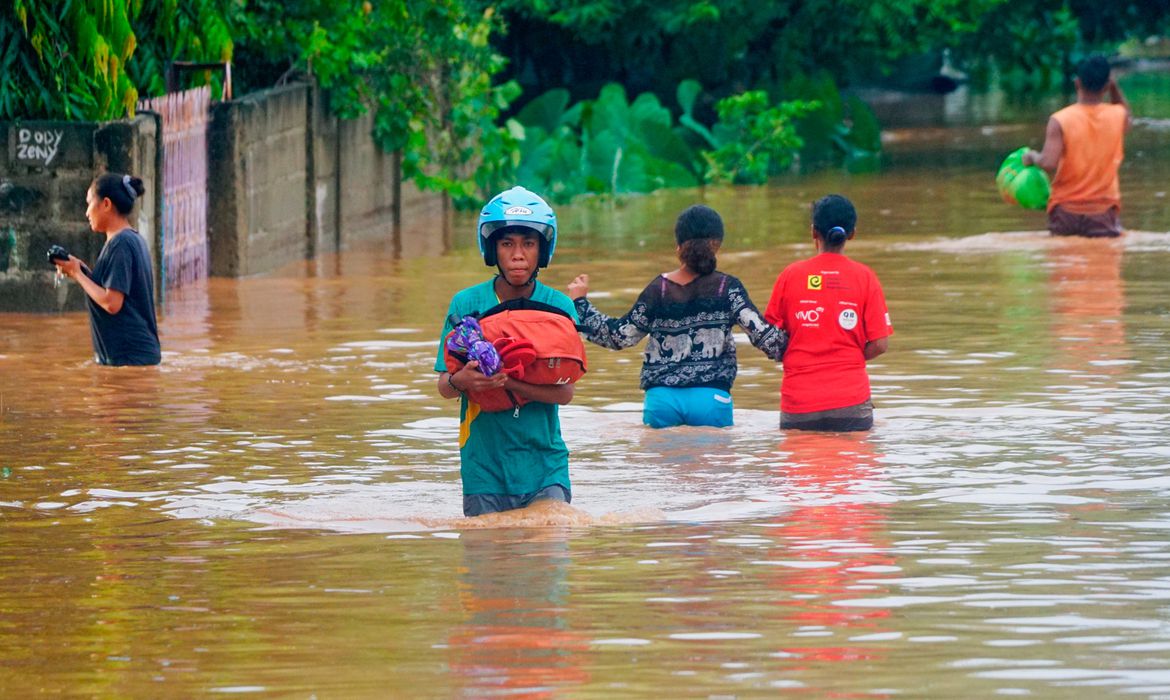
[
  {"x1": 575, "y1": 272, "x2": 787, "y2": 391},
  {"x1": 86, "y1": 229, "x2": 161, "y2": 366}
]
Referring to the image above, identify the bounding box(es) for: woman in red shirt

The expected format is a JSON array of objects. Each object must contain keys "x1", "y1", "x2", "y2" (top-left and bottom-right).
[{"x1": 764, "y1": 194, "x2": 892, "y2": 431}]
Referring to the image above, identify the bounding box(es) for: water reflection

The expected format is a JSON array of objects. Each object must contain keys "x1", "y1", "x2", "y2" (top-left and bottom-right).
[
  {"x1": 768, "y1": 432, "x2": 894, "y2": 666},
  {"x1": 447, "y1": 530, "x2": 589, "y2": 697},
  {"x1": 1045, "y1": 236, "x2": 1128, "y2": 375},
  {"x1": 4, "y1": 83, "x2": 1170, "y2": 696}
]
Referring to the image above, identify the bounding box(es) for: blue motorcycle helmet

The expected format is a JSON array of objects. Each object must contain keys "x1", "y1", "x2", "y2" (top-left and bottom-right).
[{"x1": 478, "y1": 186, "x2": 558, "y2": 269}]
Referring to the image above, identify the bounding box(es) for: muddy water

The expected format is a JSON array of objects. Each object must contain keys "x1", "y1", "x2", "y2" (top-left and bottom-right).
[{"x1": 3, "y1": 79, "x2": 1170, "y2": 696}]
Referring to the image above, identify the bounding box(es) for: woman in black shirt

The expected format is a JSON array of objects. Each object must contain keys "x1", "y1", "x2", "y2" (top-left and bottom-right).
[
  {"x1": 569, "y1": 205, "x2": 786, "y2": 428},
  {"x1": 53, "y1": 172, "x2": 161, "y2": 366}
]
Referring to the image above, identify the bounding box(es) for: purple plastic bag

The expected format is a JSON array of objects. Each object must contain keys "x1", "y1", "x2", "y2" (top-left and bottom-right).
[
  {"x1": 445, "y1": 315, "x2": 483, "y2": 356},
  {"x1": 446, "y1": 315, "x2": 501, "y2": 376},
  {"x1": 468, "y1": 339, "x2": 501, "y2": 376}
]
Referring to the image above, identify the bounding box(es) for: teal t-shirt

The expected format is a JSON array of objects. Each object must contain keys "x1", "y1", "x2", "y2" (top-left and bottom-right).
[{"x1": 435, "y1": 279, "x2": 580, "y2": 496}]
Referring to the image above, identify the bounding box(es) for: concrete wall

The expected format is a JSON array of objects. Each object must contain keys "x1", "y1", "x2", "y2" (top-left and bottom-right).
[
  {"x1": 2, "y1": 81, "x2": 448, "y2": 310},
  {"x1": 336, "y1": 112, "x2": 398, "y2": 242},
  {"x1": 208, "y1": 84, "x2": 309, "y2": 277},
  {"x1": 210, "y1": 82, "x2": 447, "y2": 276},
  {"x1": 0, "y1": 116, "x2": 160, "y2": 312}
]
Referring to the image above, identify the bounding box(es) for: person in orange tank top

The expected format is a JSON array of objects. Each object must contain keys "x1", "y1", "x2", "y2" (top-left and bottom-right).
[{"x1": 1023, "y1": 54, "x2": 1131, "y2": 237}]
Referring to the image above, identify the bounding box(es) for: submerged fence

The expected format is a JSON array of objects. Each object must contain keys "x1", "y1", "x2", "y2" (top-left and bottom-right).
[{"x1": 139, "y1": 86, "x2": 210, "y2": 289}]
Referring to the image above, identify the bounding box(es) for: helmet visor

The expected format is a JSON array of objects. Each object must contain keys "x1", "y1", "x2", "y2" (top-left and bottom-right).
[{"x1": 480, "y1": 220, "x2": 555, "y2": 242}]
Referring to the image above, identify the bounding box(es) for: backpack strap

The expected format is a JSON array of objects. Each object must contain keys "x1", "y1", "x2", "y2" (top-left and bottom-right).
[
  {"x1": 480, "y1": 297, "x2": 573, "y2": 320},
  {"x1": 479, "y1": 297, "x2": 585, "y2": 332}
]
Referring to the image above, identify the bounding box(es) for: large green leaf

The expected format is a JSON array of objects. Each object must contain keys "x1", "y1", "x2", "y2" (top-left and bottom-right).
[
  {"x1": 636, "y1": 119, "x2": 701, "y2": 176},
  {"x1": 588, "y1": 83, "x2": 631, "y2": 142},
  {"x1": 641, "y1": 154, "x2": 701, "y2": 189},
  {"x1": 629, "y1": 91, "x2": 671, "y2": 130},
  {"x1": 514, "y1": 88, "x2": 571, "y2": 133},
  {"x1": 584, "y1": 129, "x2": 623, "y2": 193},
  {"x1": 676, "y1": 79, "x2": 717, "y2": 148}
]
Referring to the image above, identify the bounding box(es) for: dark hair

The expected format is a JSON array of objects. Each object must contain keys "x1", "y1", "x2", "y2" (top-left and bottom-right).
[
  {"x1": 675, "y1": 205, "x2": 722, "y2": 276},
  {"x1": 1077, "y1": 54, "x2": 1111, "y2": 93},
  {"x1": 679, "y1": 238, "x2": 718, "y2": 276},
  {"x1": 92, "y1": 172, "x2": 145, "y2": 216},
  {"x1": 812, "y1": 194, "x2": 857, "y2": 248},
  {"x1": 675, "y1": 204, "x2": 724, "y2": 245}
]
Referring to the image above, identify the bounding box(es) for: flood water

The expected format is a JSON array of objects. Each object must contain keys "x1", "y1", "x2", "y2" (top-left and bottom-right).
[{"x1": 4, "y1": 76, "x2": 1170, "y2": 697}]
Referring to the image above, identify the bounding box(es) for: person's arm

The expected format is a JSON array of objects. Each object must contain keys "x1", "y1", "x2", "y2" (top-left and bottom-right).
[
  {"x1": 863, "y1": 336, "x2": 888, "y2": 361},
  {"x1": 435, "y1": 300, "x2": 509, "y2": 400},
  {"x1": 55, "y1": 256, "x2": 124, "y2": 314},
  {"x1": 570, "y1": 275, "x2": 651, "y2": 350},
  {"x1": 1022, "y1": 116, "x2": 1063, "y2": 173},
  {"x1": 437, "y1": 361, "x2": 507, "y2": 400},
  {"x1": 762, "y1": 273, "x2": 786, "y2": 328},
  {"x1": 860, "y1": 270, "x2": 892, "y2": 362},
  {"x1": 503, "y1": 377, "x2": 574, "y2": 405},
  {"x1": 1107, "y1": 78, "x2": 1132, "y2": 131},
  {"x1": 729, "y1": 279, "x2": 788, "y2": 361}
]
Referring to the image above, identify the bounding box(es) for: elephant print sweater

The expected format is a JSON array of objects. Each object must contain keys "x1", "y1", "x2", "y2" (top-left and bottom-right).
[{"x1": 574, "y1": 272, "x2": 787, "y2": 391}]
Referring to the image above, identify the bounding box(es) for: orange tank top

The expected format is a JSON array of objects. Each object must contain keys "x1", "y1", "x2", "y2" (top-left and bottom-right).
[{"x1": 1049, "y1": 103, "x2": 1127, "y2": 214}]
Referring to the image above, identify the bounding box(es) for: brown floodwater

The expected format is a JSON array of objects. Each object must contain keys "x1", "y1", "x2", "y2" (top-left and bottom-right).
[{"x1": 4, "y1": 80, "x2": 1170, "y2": 696}]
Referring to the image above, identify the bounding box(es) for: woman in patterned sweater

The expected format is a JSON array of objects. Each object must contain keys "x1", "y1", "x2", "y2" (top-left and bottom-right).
[{"x1": 568, "y1": 205, "x2": 787, "y2": 428}]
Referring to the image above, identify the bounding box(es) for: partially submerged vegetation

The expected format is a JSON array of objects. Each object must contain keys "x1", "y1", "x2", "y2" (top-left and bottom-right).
[{"x1": 2, "y1": 0, "x2": 1164, "y2": 206}]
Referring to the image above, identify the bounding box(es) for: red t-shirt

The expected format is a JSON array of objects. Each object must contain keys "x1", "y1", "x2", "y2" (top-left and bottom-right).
[{"x1": 764, "y1": 253, "x2": 892, "y2": 413}]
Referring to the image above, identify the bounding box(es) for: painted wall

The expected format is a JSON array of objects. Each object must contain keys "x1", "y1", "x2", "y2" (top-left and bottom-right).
[
  {"x1": 0, "y1": 116, "x2": 159, "y2": 312},
  {"x1": 0, "y1": 81, "x2": 449, "y2": 311}
]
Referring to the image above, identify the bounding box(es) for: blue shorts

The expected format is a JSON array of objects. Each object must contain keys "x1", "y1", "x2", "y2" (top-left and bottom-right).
[
  {"x1": 463, "y1": 484, "x2": 571, "y2": 517},
  {"x1": 643, "y1": 386, "x2": 734, "y2": 429}
]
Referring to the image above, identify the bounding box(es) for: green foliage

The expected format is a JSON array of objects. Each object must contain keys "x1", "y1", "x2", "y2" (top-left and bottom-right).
[
  {"x1": 493, "y1": 0, "x2": 1170, "y2": 101},
  {"x1": 951, "y1": 2, "x2": 1081, "y2": 89},
  {"x1": 950, "y1": 0, "x2": 1170, "y2": 89},
  {"x1": 234, "y1": 0, "x2": 519, "y2": 208},
  {"x1": 234, "y1": 0, "x2": 375, "y2": 116},
  {"x1": 2, "y1": 0, "x2": 140, "y2": 120},
  {"x1": 508, "y1": 79, "x2": 851, "y2": 199},
  {"x1": 509, "y1": 83, "x2": 703, "y2": 202},
  {"x1": 785, "y1": 72, "x2": 882, "y2": 173},
  {"x1": 492, "y1": 0, "x2": 1006, "y2": 102},
  {"x1": 128, "y1": 0, "x2": 235, "y2": 99},
  {"x1": 701, "y1": 91, "x2": 817, "y2": 185},
  {"x1": 1, "y1": 0, "x2": 234, "y2": 120}
]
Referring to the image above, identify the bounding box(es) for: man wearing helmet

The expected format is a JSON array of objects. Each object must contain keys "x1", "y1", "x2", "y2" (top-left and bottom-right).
[{"x1": 435, "y1": 187, "x2": 581, "y2": 517}]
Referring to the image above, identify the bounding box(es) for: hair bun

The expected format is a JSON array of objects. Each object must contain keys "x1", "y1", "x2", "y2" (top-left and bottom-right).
[{"x1": 122, "y1": 174, "x2": 145, "y2": 199}]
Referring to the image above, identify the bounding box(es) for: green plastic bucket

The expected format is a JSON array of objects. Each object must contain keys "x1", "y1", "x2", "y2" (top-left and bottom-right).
[{"x1": 996, "y1": 147, "x2": 1050, "y2": 210}]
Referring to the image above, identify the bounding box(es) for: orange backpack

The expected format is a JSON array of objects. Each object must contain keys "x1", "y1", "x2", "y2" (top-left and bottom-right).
[{"x1": 445, "y1": 299, "x2": 587, "y2": 413}]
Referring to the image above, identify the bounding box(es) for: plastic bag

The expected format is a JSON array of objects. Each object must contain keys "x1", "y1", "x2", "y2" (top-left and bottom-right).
[{"x1": 996, "y1": 147, "x2": 1050, "y2": 211}]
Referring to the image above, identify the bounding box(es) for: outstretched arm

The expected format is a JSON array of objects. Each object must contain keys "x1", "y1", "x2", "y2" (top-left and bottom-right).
[
  {"x1": 571, "y1": 275, "x2": 651, "y2": 350},
  {"x1": 729, "y1": 280, "x2": 787, "y2": 361}
]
